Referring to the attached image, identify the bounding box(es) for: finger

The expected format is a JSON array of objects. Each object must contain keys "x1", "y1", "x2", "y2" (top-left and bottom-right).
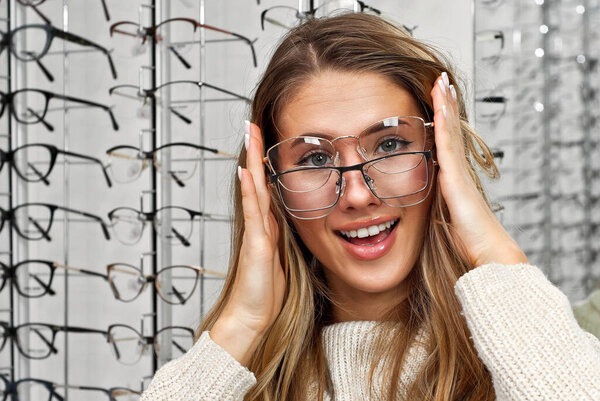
[
  {"x1": 245, "y1": 121, "x2": 271, "y2": 219},
  {"x1": 239, "y1": 166, "x2": 268, "y2": 241},
  {"x1": 431, "y1": 76, "x2": 462, "y2": 172}
]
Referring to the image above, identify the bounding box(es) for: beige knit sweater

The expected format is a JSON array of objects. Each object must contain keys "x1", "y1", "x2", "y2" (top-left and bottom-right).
[{"x1": 141, "y1": 263, "x2": 600, "y2": 400}]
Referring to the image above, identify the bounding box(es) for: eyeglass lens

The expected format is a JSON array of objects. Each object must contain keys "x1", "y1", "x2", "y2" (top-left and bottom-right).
[
  {"x1": 15, "y1": 324, "x2": 54, "y2": 359},
  {"x1": 14, "y1": 261, "x2": 53, "y2": 297},
  {"x1": 267, "y1": 116, "x2": 431, "y2": 218}
]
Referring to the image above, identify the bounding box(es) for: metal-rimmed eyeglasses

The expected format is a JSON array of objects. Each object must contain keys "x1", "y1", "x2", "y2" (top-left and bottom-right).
[{"x1": 264, "y1": 116, "x2": 436, "y2": 219}]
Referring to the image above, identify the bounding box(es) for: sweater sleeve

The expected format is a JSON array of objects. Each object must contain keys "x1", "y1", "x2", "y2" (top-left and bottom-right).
[
  {"x1": 140, "y1": 331, "x2": 257, "y2": 401},
  {"x1": 454, "y1": 263, "x2": 600, "y2": 401}
]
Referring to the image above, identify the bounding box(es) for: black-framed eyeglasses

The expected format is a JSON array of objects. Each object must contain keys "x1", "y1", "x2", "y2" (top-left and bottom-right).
[
  {"x1": 106, "y1": 142, "x2": 235, "y2": 187},
  {"x1": 0, "y1": 89, "x2": 119, "y2": 131},
  {"x1": 109, "y1": 17, "x2": 257, "y2": 68},
  {"x1": 109, "y1": 80, "x2": 249, "y2": 123},
  {"x1": 0, "y1": 144, "x2": 112, "y2": 187},
  {"x1": 264, "y1": 116, "x2": 436, "y2": 219},
  {"x1": 0, "y1": 322, "x2": 193, "y2": 364},
  {"x1": 0, "y1": 375, "x2": 139, "y2": 401},
  {"x1": 107, "y1": 206, "x2": 225, "y2": 246},
  {"x1": 0, "y1": 203, "x2": 111, "y2": 241},
  {"x1": 475, "y1": 93, "x2": 509, "y2": 125},
  {"x1": 0, "y1": 259, "x2": 107, "y2": 298},
  {"x1": 106, "y1": 262, "x2": 225, "y2": 304},
  {"x1": 0, "y1": 24, "x2": 117, "y2": 81}
]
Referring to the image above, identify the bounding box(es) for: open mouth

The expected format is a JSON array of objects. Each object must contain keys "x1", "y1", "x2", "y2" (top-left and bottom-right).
[{"x1": 336, "y1": 218, "x2": 399, "y2": 246}]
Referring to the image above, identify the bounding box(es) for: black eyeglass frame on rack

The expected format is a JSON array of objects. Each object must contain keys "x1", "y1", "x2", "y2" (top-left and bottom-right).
[
  {"x1": 0, "y1": 375, "x2": 140, "y2": 401},
  {"x1": 0, "y1": 88, "x2": 119, "y2": 131},
  {"x1": 0, "y1": 24, "x2": 117, "y2": 80},
  {"x1": 0, "y1": 259, "x2": 108, "y2": 298},
  {"x1": 0, "y1": 321, "x2": 195, "y2": 364},
  {"x1": 0, "y1": 143, "x2": 112, "y2": 187},
  {"x1": 0, "y1": 202, "x2": 111, "y2": 241}
]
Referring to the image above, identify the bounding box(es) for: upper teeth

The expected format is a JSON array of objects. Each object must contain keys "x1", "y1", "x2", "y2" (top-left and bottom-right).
[{"x1": 340, "y1": 219, "x2": 398, "y2": 239}]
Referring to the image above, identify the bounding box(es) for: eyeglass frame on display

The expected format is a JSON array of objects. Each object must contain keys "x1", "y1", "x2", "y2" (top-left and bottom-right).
[
  {"x1": 109, "y1": 17, "x2": 257, "y2": 68},
  {"x1": 0, "y1": 321, "x2": 194, "y2": 364},
  {"x1": 0, "y1": 23, "x2": 117, "y2": 80},
  {"x1": 0, "y1": 88, "x2": 119, "y2": 131},
  {"x1": 107, "y1": 205, "x2": 226, "y2": 247},
  {"x1": 0, "y1": 202, "x2": 111, "y2": 241},
  {"x1": 0, "y1": 375, "x2": 139, "y2": 401},
  {"x1": 0, "y1": 259, "x2": 108, "y2": 298},
  {"x1": 0, "y1": 143, "x2": 112, "y2": 187},
  {"x1": 105, "y1": 142, "x2": 235, "y2": 187},
  {"x1": 105, "y1": 262, "x2": 226, "y2": 305}
]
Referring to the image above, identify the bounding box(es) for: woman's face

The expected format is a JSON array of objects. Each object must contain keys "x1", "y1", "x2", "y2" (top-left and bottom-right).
[{"x1": 276, "y1": 70, "x2": 434, "y2": 315}]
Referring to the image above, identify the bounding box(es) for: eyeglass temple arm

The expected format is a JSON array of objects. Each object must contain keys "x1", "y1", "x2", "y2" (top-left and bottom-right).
[
  {"x1": 59, "y1": 326, "x2": 109, "y2": 338},
  {"x1": 50, "y1": 92, "x2": 119, "y2": 131},
  {"x1": 194, "y1": 22, "x2": 257, "y2": 67},
  {"x1": 187, "y1": 265, "x2": 226, "y2": 278},
  {"x1": 27, "y1": 4, "x2": 52, "y2": 25},
  {"x1": 99, "y1": 0, "x2": 110, "y2": 21},
  {"x1": 53, "y1": 262, "x2": 108, "y2": 281},
  {"x1": 53, "y1": 205, "x2": 111, "y2": 240},
  {"x1": 155, "y1": 142, "x2": 236, "y2": 159},
  {"x1": 196, "y1": 81, "x2": 251, "y2": 103},
  {"x1": 58, "y1": 149, "x2": 112, "y2": 187},
  {"x1": 49, "y1": 27, "x2": 117, "y2": 79}
]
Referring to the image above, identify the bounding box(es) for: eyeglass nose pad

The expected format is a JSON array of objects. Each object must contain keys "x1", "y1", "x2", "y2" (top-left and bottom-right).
[
  {"x1": 336, "y1": 176, "x2": 346, "y2": 198},
  {"x1": 364, "y1": 173, "x2": 376, "y2": 191}
]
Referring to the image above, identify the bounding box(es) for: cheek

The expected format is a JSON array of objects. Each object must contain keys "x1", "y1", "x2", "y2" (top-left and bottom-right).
[{"x1": 292, "y1": 220, "x2": 329, "y2": 255}]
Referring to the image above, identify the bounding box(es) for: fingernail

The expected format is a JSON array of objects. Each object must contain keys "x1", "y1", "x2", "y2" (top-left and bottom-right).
[
  {"x1": 441, "y1": 71, "x2": 450, "y2": 88},
  {"x1": 438, "y1": 79, "x2": 446, "y2": 95},
  {"x1": 442, "y1": 105, "x2": 447, "y2": 117},
  {"x1": 449, "y1": 84, "x2": 457, "y2": 101},
  {"x1": 237, "y1": 166, "x2": 242, "y2": 181},
  {"x1": 244, "y1": 120, "x2": 250, "y2": 150}
]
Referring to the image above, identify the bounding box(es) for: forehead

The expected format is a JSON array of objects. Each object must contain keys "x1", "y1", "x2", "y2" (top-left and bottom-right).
[{"x1": 277, "y1": 70, "x2": 422, "y2": 141}]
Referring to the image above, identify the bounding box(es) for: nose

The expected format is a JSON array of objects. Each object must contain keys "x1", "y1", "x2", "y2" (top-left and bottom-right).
[{"x1": 335, "y1": 160, "x2": 381, "y2": 214}]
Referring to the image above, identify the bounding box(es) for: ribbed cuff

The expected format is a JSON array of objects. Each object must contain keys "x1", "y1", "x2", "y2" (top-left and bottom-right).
[{"x1": 454, "y1": 263, "x2": 600, "y2": 400}]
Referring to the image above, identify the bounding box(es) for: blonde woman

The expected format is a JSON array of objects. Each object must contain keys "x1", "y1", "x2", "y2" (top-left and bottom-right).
[{"x1": 141, "y1": 13, "x2": 600, "y2": 400}]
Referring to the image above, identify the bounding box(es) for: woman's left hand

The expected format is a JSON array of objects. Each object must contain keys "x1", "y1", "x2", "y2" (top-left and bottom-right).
[{"x1": 430, "y1": 73, "x2": 528, "y2": 268}]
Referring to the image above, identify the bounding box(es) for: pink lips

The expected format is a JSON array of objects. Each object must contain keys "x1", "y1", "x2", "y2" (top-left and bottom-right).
[{"x1": 337, "y1": 220, "x2": 398, "y2": 261}]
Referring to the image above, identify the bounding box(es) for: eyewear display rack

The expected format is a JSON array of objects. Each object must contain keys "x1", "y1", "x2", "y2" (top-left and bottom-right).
[
  {"x1": 474, "y1": 0, "x2": 600, "y2": 302},
  {"x1": 0, "y1": 0, "x2": 253, "y2": 398}
]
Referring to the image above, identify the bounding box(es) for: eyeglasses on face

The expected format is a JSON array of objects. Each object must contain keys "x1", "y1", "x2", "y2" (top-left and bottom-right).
[
  {"x1": 0, "y1": 259, "x2": 107, "y2": 298},
  {"x1": 106, "y1": 263, "x2": 226, "y2": 304},
  {"x1": 0, "y1": 322, "x2": 194, "y2": 364},
  {"x1": 109, "y1": 17, "x2": 257, "y2": 68},
  {"x1": 0, "y1": 24, "x2": 117, "y2": 81},
  {"x1": 109, "y1": 80, "x2": 250, "y2": 123},
  {"x1": 0, "y1": 144, "x2": 111, "y2": 187},
  {"x1": 0, "y1": 375, "x2": 139, "y2": 401},
  {"x1": 264, "y1": 116, "x2": 436, "y2": 219},
  {"x1": 106, "y1": 142, "x2": 235, "y2": 186},
  {"x1": 0, "y1": 203, "x2": 111, "y2": 241},
  {"x1": 107, "y1": 205, "x2": 226, "y2": 246},
  {"x1": 0, "y1": 89, "x2": 119, "y2": 131}
]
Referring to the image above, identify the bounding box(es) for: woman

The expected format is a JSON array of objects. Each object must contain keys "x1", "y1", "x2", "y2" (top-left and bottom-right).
[{"x1": 141, "y1": 13, "x2": 600, "y2": 400}]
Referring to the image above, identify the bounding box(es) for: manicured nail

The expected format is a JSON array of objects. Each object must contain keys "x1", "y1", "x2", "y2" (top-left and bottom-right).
[
  {"x1": 441, "y1": 71, "x2": 450, "y2": 88},
  {"x1": 237, "y1": 166, "x2": 242, "y2": 181},
  {"x1": 442, "y1": 105, "x2": 447, "y2": 117},
  {"x1": 244, "y1": 120, "x2": 250, "y2": 150},
  {"x1": 449, "y1": 84, "x2": 457, "y2": 101},
  {"x1": 438, "y1": 79, "x2": 446, "y2": 95}
]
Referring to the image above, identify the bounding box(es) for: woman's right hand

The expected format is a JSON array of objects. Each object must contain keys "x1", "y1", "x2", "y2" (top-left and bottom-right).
[{"x1": 210, "y1": 121, "x2": 286, "y2": 365}]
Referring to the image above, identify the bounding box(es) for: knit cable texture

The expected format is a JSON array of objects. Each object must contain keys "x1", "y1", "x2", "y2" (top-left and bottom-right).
[
  {"x1": 454, "y1": 263, "x2": 600, "y2": 400},
  {"x1": 140, "y1": 263, "x2": 600, "y2": 400}
]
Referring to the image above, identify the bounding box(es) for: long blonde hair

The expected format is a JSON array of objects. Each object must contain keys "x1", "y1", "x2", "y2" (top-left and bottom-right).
[{"x1": 197, "y1": 13, "x2": 499, "y2": 400}]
